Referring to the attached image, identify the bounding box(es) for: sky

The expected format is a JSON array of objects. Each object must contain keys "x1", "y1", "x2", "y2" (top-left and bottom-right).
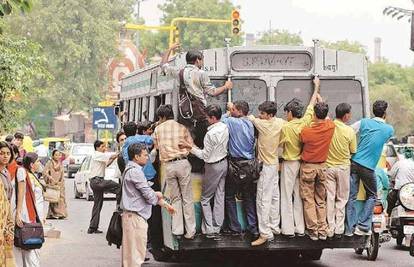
[{"x1": 139, "y1": 0, "x2": 414, "y2": 66}]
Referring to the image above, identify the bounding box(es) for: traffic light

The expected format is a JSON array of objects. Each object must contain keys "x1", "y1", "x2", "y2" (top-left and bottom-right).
[{"x1": 231, "y1": 9, "x2": 241, "y2": 35}]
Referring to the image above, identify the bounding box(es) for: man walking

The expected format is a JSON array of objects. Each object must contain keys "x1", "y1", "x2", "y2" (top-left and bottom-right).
[
  {"x1": 279, "y1": 77, "x2": 319, "y2": 238},
  {"x1": 326, "y1": 103, "x2": 357, "y2": 238},
  {"x1": 179, "y1": 104, "x2": 229, "y2": 238},
  {"x1": 121, "y1": 143, "x2": 175, "y2": 267},
  {"x1": 222, "y1": 101, "x2": 258, "y2": 238},
  {"x1": 300, "y1": 101, "x2": 335, "y2": 240},
  {"x1": 248, "y1": 101, "x2": 285, "y2": 246},
  {"x1": 346, "y1": 100, "x2": 394, "y2": 236},
  {"x1": 87, "y1": 140, "x2": 119, "y2": 234},
  {"x1": 152, "y1": 105, "x2": 196, "y2": 239}
]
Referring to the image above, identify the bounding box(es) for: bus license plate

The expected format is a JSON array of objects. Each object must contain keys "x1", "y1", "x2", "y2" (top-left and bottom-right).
[{"x1": 404, "y1": 225, "x2": 414, "y2": 235}]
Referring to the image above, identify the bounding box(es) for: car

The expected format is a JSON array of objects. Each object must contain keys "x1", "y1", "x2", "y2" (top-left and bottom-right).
[
  {"x1": 73, "y1": 155, "x2": 120, "y2": 201},
  {"x1": 66, "y1": 143, "x2": 95, "y2": 178}
]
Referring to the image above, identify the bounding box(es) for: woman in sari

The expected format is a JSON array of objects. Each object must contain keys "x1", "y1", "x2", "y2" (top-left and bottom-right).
[
  {"x1": 0, "y1": 141, "x2": 15, "y2": 267},
  {"x1": 43, "y1": 150, "x2": 67, "y2": 219}
]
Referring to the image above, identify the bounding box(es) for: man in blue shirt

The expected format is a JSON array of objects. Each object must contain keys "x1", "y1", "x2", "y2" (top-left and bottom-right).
[
  {"x1": 345, "y1": 100, "x2": 394, "y2": 236},
  {"x1": 122, "y1": 121, "x2": 156, "y2": 181},
  {"x1": 222, "y1": 101, "x2": 258, "y2": 238}
]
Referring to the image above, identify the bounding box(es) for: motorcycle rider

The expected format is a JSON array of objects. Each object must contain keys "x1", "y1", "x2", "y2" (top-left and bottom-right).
[{"x1": 387, "y1": 149, "x2": 414, "y2": 216}]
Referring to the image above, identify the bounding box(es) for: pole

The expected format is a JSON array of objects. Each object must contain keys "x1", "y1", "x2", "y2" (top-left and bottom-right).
[{"x1": 224, "y1": 38, "x2": 232, "y2": 103}]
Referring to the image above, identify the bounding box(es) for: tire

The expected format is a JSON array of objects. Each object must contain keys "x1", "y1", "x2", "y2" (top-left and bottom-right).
[
  {"x1": 300, "y1": 249, "x2": 323, "y2": 261},
  {"x1": 396, "y1": 235, "x2": 404, "y2": 246},
  {"x1": 354, "y1": 248, "x2": 364, "y2": 255},
  {"x1": 86, "y1": 183, "x2": 94, "y2": 201},
  {"x1": 74, "y1": 182, "x2": 82, "y2": 199},
  {"x1": 366, "y1": 233, "x2": 379, "y2": 261},
  {"x1": 410, "y1": 234, "x2": 414, "y2": 257}
]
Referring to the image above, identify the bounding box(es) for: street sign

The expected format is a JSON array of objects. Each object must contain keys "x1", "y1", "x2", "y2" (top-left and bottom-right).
[{"x1": 92, "y1": 107, "x2": 117, "y2": 129}]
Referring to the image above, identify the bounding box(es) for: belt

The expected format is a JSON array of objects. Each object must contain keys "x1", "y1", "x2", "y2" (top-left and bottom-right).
[
  {"x1": 207, "y1": 157, "x2": 227, "y2": 165},
  {"x1": 302, "y1": 161, "x2": 325, "y2": 164},
  {"x1": 123, "y1": 210, "x2": 146, "y2": 221},
  {"x1": 166, "y1": 157, "x2": 187, "y2": 163}
]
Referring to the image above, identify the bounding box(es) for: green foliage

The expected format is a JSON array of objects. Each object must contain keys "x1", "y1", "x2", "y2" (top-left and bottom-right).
[
  {"x1": 4, "y1": 0, "x2": 134, "y2": 134},
  {"x1": 0, "y1": 0, "x2": 32, "y2": 17},
  {"x1": 370, "y1": 84, "x2": 414, "y2": 137},
  {"x1": 0, "y1": 35, "x2": 50, "y2": 131},
  {"x1": 256, "y1": 29, "x2": 303, "y2": 46},
  {"x1": 320, "y1": 40, "x2": 367, "y2": 54},
  {"x1": 139, "y1": 0, "x2": 242, "y2": 55}
]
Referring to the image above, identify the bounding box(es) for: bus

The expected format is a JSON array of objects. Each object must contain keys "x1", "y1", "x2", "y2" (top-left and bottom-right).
[{"x1": 119, "y1": 43, "x2": 370, "y2": 261}]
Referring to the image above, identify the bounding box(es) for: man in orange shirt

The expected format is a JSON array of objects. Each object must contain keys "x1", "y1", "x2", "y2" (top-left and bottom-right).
[{"x1": 300, "y1": 100, "x2": 335, "y2": 241}]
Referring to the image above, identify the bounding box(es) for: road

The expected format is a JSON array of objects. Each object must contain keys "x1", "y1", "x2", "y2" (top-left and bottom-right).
[{"x1": 40, "y1": 179, "x2": 413, "y2": 267}]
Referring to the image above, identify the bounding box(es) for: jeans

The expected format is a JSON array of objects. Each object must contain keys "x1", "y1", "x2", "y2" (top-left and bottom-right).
[
  {"x1": 345, "y1": 161, "x2": 377, "y2": 234},
  {"x1": 225, "y1": 172, "x2": 258, "y2": 235}
]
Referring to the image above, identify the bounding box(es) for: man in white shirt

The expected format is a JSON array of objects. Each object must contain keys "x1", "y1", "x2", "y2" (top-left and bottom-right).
[
  {"x1": 179, "y1": 104, "x2": 229, "y2": 238},
  {"x1": 87, "y1": 140, "x2": 119, "y2": 234},
  {"x1": 387, "y1": 149, "x2": 414, "y2": 215}
]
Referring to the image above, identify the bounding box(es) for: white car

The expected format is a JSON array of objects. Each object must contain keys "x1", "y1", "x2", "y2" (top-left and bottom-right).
[
  {"x1": 66, "y1": 143, "x2": 95, "y2": 178},
  {"x1": 73, "y1": 155, "x2": 120, "y2": 201}
]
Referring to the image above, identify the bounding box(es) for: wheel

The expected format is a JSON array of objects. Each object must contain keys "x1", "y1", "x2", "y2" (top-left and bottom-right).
[
  {"x1": 366, "y1": 232, "x2": 379, "y2": 261},
  {"x1": 74, "y1": 182, "x2": 82, "y2": 199},
  {"x1": 300, "y1": 249, "x2": 323, "y2": 261},
  {"x1": 85, "y1": 183, "x2": 94, "y2": 201},
  {"x1": 396, "y1": 235, "x2": 404, "y2": 246},
  {"x1": 354, "y1": 248, "x2": 364, "y2": 255}
]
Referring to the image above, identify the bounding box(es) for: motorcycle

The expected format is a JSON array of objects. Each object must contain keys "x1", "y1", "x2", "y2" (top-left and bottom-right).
[
  {"x1": 389, "y1": 182, "x2": 414, "y2": 249},
  {"x1": 354, "y1": 200, "x2": 391, "y2": 261}
]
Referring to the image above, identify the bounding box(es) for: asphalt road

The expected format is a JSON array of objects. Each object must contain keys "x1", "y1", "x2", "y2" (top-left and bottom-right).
[{"x1": 40, "y1": 179, "x2": 414, "y2": 267}]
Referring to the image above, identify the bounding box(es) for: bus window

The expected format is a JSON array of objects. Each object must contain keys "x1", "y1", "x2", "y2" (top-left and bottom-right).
[
  {"x1": 137, "y1": 98, "x2": 143, "y2": 121},
  {"x1": 154, "y1": 94, "x2": 167, "y2": 120},
  {"x1": 131, "y1": 98, "x2": 136, "y2": 122},
  {"x1": 143, "y1": 96, "x2": 150, "y2": 121},
  {"x1": 150, "y1": 70, "x2": 158, "y2": 90},
  {"x1": 127, "y1": 99, "x2": 132, "y2": 121},
  {"x1": 134, "y1": 98, "x2": 140, "y2": 122},
  {"x1": 207, "y1": 79, "x2": 267, "y2": 115},
  {"x1": 275, "y1": 79, "x2": 364, "y2": 123}
]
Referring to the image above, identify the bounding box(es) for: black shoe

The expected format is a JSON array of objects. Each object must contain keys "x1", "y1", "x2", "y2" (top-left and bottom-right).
[
  {"x1": 144, "y1": 257, "x2": 150, "y2": 262},
  {"x1": 87, "y1": 229, "x2": 103, "y2": 234},
  {"x1": 335, "y1": 234, "x2": 343, "y2": 239},
  {"x1": 222, "y1": 229, "x2": 242, "y2": 236}
]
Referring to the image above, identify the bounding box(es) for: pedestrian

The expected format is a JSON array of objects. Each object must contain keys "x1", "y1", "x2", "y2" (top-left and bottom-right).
[
  {"x1": 0, "y1": 170, "x2": 14, "y2": 267},
  {"x1": 248, "y1": 101, "x2": 285, "y2": 246},
  {"x1": 137, "y1": 121, "x2": 155, "y2": 136},
  {"x1": 121, "y1": 143, "x2": 175, "y2": 267},
  {"x1": 300, "y1": 100, "x2": 335, "y2": 241},
  {"x1": 179, "y1": 104, "x2": 229, "y2": 238},
  {"x1": 12, "y1": 132, "x2": 26, "y2": 159},
  {"x1": 325, "y1": 103, "x2": 357, "y2": 238},
  {"x1": 122, "y1": 122, "x2": 155, "y2": 182},
  {"x1": 15, "y1": 152, "x2": 44, "y2": 267},
  {"x1": 0, "y1": 141, "x2": 16, "y2": 266},
  {"x1": 345, "y1": 100, "x2": 394, "y2": 236},
  {"x1": 43, "y1": 150, "x2": 67, "y2": 219},
  {"x1": 279, "y1": 77, "x2": 319, "y2": 238},
  {"x1": 160, "y1": 43, "x2": 233, "y2": 149},
  {"x1": 87, "y1": 140, "x2": 119, "y2": 234},
  {"x1": 115, "y1": 131, "x2": 127, "y2": 174},
  {"x1": 5, "y1": 135, "x2": 14, "y2": 144},
  {"x1": 222, "y1": 101, "x2": 259, "y2": 239},
  {"x1": 152, "y1": 104, "x2": 196, "y2": 239}
]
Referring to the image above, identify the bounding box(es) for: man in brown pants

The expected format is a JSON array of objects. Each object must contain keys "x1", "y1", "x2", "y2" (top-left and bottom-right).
[{"x1": 300, "y1": 98, "x2": 335, "y2": 241}]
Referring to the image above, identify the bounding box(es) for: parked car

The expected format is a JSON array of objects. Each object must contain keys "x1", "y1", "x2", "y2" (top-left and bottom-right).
[
  {"x1": 66, "y1": 143, "x2": 94, "y2": 178},
  {"x1": 73, "y1": 154, "x2": 120, "y2": 201}
]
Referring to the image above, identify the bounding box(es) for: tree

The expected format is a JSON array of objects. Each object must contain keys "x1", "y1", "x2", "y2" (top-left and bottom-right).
[
  {"x1": 155, "y1": 0, "x2": 242, "y2": 52},
  {"x1": 369, "y1": 84, "x2": 414, "y2": 137},
  {"x1": 0, "y1": 35, "x2": 50, "y2": 131},
  {"x1": 320, "y1": 40, "x2": 367, "y2": 54},
  {"x1": 256, "y1": 29, "x2": 303, "y2": 46},
  {"x1": 5, "y1": 0, "x2": 134, "y2": 117}
]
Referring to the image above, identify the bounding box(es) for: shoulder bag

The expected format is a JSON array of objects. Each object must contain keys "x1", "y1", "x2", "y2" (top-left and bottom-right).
[{"x1": 14, "y1": 171, "x2": 45, "y2": 250}]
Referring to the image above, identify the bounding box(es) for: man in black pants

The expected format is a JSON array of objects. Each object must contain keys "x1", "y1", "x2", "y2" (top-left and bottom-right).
[{"x1": 87, "y1": 140, "x2": 119, "y2": 234}]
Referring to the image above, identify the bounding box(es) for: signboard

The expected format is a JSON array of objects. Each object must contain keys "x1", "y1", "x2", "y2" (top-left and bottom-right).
[
  {"x1": 92, "y1": 107, "x2": 117, "y2": 129},
  {"x1": 231, "y1": 52, "x2": 312, "y2": 72}
]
